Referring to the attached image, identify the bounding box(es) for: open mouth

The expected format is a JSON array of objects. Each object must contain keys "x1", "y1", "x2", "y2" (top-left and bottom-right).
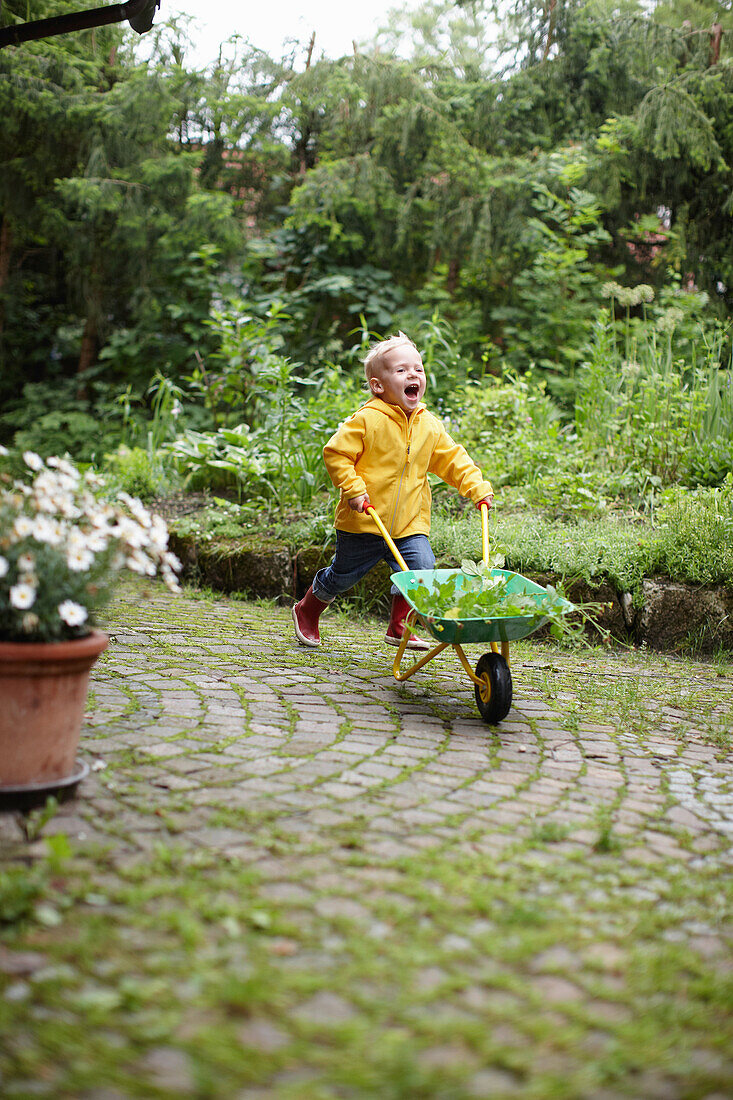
[{"x1": 404, "y1": 384, "x2": 420, "y2": 399}]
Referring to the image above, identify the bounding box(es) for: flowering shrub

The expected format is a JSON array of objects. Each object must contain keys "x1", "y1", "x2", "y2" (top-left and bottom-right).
[{"x1": 0, "y1": 450, "x2": 181, "y2": 643}]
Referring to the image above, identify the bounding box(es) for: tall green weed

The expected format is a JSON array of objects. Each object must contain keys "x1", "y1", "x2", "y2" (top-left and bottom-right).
[{"x1": 576, "y1": 290, "x2": 733, "y2": 489}]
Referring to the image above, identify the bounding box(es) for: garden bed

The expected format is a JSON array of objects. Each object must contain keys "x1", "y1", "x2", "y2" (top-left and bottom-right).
[{"x1": 165, "y1": 505, "x2": 733, "y2": 655}]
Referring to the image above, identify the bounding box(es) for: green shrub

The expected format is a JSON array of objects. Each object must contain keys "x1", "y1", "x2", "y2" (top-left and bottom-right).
[
  {"x1": 449, "y1": 372, "x2": 565, "y2": 489},
  {"x1": 1, "y1": 378, "x2": 129, "y2": 464},
  {"x1": 653, "y1": 477, "x2": 733, "y2": 586},
  {"x1": 103, "y1": 445, "x2": 177, "y2": 501},
  {"x1": 166, "y1": 350, "x2": 363, "y2": 515},
  {"x1": 164, "y1": 427, "x2": 274, "y2": 499}
]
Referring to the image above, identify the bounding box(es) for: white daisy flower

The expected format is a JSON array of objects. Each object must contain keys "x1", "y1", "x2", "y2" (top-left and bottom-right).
[
  {"x1": 13, "y1": 515, "x2": 34, "y2": 538},
  {"x1": 34, "y1": 493, "x2": 57, "y2": 514},
  {"x1": 90, "y1": 507, "x2": 114, "y2": 529},
  {"x1": 85, "y1": 529, "x2": 108, "y2": 552},
  {"x1": 162, "y1": 568, "x2": 181, "y2": 593},
  {"x1": 126, "y1": 550, "x2": 155, "y2": 576},
  {"x1": 59, "y1": 499, "x2": 82, "y2": 520},
  {"x1": 113, "y1": 517, "x2": 146, "y2": 549},
  {"x1": 67, "y1": 528, "x2": 88, "y2": 551},
  {"x1": 118, "y1": 492, "x2": 151, "y2": 528},
  {"x1": 23, "y1": 451, "x2": 44, "y2": 471},
  {"x1": 58, "y1": 600, "x2": 88, "y2": 627},
  {"x1": 10, "y1": 582, "x2": 36, "y2": 609},
  {"x1": 47, "y1": 457, "x2": 79, "y2": 480},
  {"x1": 34, "y1": 471, "x2": 56, "y2": 494},
  {"x1": 148, "y1": 516, "x2": 169, "y2": 551},
  {"x1": 0, "y1": 556, "x2": 8, "y2": 578},
  {"x1": 18, "y1": 552, "x2": 35, "y2": 572},
  {"x1": 32, "y1": 515, "x2": 62, "y2": 545},
  {"x1": 67, "y1": 547, "x2": 94, "y2": 572},
  {"x1": 164, "y1": 551, "x2": 182, "y2": 573},
  {"x1": 0, "y1": 444, "x2": 8, "y2": 456}
]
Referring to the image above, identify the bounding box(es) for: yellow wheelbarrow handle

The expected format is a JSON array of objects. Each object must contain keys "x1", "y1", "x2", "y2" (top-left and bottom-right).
[
  {"x1": 480, "y1": 500, "x2": 490, "y2": 566},
  {"x1": 364, "y1": 500, "x2": 491, "y2": 570},
  {"x1": 363, "y1": 504, "x2": 409, "y2": 571}
]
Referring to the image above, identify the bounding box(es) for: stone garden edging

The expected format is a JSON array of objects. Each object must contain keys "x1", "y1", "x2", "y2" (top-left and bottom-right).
[{"x1": 168, "y1": 531, "x2": 733, "y2": 654}]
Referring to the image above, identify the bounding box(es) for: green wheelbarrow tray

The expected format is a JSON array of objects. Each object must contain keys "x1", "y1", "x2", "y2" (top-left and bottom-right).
[{"x1": 391, "y1": 567, "x2": 571, "y2": 645}]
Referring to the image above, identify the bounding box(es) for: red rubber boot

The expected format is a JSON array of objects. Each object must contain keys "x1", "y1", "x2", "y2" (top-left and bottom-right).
[
  {"x1": 384, "y1": 593, "x2": 431, "y2": 651},
  {"x1": 292, "y1": 586, "x2": 329, "y2": 647}
]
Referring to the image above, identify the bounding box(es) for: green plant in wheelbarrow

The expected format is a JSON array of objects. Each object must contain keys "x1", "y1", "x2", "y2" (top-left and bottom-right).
[{"x1": 408, "y1": 558, "x2": 588, "y2": 643}]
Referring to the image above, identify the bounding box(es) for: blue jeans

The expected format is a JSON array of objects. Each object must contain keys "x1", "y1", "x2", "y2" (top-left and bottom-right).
[{"x1": 312, "y1": 531, "x2": 435, "y2": 604}]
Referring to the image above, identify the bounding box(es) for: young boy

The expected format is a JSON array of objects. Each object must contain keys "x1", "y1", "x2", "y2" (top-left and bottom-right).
[{"x1": 292, "y1": 332, "x2": 493, "y2": 650}]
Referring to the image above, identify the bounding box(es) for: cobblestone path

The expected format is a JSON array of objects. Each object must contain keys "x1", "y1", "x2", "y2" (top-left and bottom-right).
[{"x1": 1, "y1": 581, "x2": 733, "y2": 1100}]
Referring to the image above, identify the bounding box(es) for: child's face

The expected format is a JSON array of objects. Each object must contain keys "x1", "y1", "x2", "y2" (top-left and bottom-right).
[{"x1": 369, "y1": 344, "x2": 426, "y2": 415}]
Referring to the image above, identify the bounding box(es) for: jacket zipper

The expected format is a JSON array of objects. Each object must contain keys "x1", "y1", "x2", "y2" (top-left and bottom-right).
[{"x1": 388, "y1": 422, "x2": 412, "y2": 535}]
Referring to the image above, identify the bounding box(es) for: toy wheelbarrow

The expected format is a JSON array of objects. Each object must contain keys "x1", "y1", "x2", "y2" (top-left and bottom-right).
[{"x1": 365, "y1": 502, "x2": 562, "y2": 725}]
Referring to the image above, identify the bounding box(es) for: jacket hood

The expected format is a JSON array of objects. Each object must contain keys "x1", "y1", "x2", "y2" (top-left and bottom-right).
[{"x1": 360, "y1": 397, "x2": 427, "y2": 423}]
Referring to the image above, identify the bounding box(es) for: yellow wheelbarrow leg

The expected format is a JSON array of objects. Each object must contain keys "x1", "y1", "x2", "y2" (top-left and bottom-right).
[
  {"x1": 393, "y1": 610, "x2": 449, "y2": 681},
  {"x1": 454, "y1": 643, "x2": 483, "y2": 686},
  {"x1": 489, "y1": 641, "x2": 511, "y2": 664}
]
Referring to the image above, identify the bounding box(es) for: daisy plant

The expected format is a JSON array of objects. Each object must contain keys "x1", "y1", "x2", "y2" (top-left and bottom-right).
[{"x1": 0, "y1": 448, "x2": 181, "y2": 643}]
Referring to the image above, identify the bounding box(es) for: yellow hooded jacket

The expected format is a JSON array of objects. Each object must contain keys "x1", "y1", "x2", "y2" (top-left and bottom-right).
[{"x1": 323, "y1": 397, "x2": 493, "y2": 537}]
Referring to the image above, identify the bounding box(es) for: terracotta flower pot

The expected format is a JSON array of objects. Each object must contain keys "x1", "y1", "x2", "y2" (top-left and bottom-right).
[{"x1": 0, "y1": 630, "x2": 108, "y2": 789}]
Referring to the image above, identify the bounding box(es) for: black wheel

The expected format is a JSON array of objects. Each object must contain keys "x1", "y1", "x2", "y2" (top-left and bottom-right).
[{"x1": 474, "y1": 652, "x2": 512, "y2": 725}]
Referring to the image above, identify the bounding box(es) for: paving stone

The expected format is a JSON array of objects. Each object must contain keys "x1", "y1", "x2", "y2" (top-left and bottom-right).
[
  {"x1": 0, "y1": 949, "x2": 47, "y2": 976},
  {"x1": 413, "y1": 966, "x2": 449, "y2": 992},
  {"x1": 138, "y1": 1047, "x2": 195, "y2": 1093},
  {"x1": 313, "y1": 896, "x2": 370, "y2": 921},
  {"x1": 79, "y1": 1090, "x2": 128, "y2": 1100},
  {"x1": 258, "y1": 882, "x2": 312, "y2": 903},
  {"x1": 418, "y1": 1042, "x2": 476, "y2": 1069},
  {"x1": 586, "y1": 999, "x2": 633, "y2": 1025},
  {"x1": 532, "y1": 975, "x2": 584, "y2": 1003},
  {"x1": 290, "y1": 991, "x2": 357, "y2": 1025},
  {"x1": 529, "y1": 945, "x2": 580, "y2": 973},
  {"x1": 236, "y1": 1018, "x2": 290, "y2": 1051},
  {"x1": 582, "y1": 943, "x2": 627, "y2": 970},
  {"x1": 467, "y1": 1067, "x2": 522, "y2": 1096}
]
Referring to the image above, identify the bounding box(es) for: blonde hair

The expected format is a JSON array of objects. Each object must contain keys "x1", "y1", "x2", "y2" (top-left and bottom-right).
[{"x1": 363, "y1": 332, "x2": 418, "y2": 383}]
